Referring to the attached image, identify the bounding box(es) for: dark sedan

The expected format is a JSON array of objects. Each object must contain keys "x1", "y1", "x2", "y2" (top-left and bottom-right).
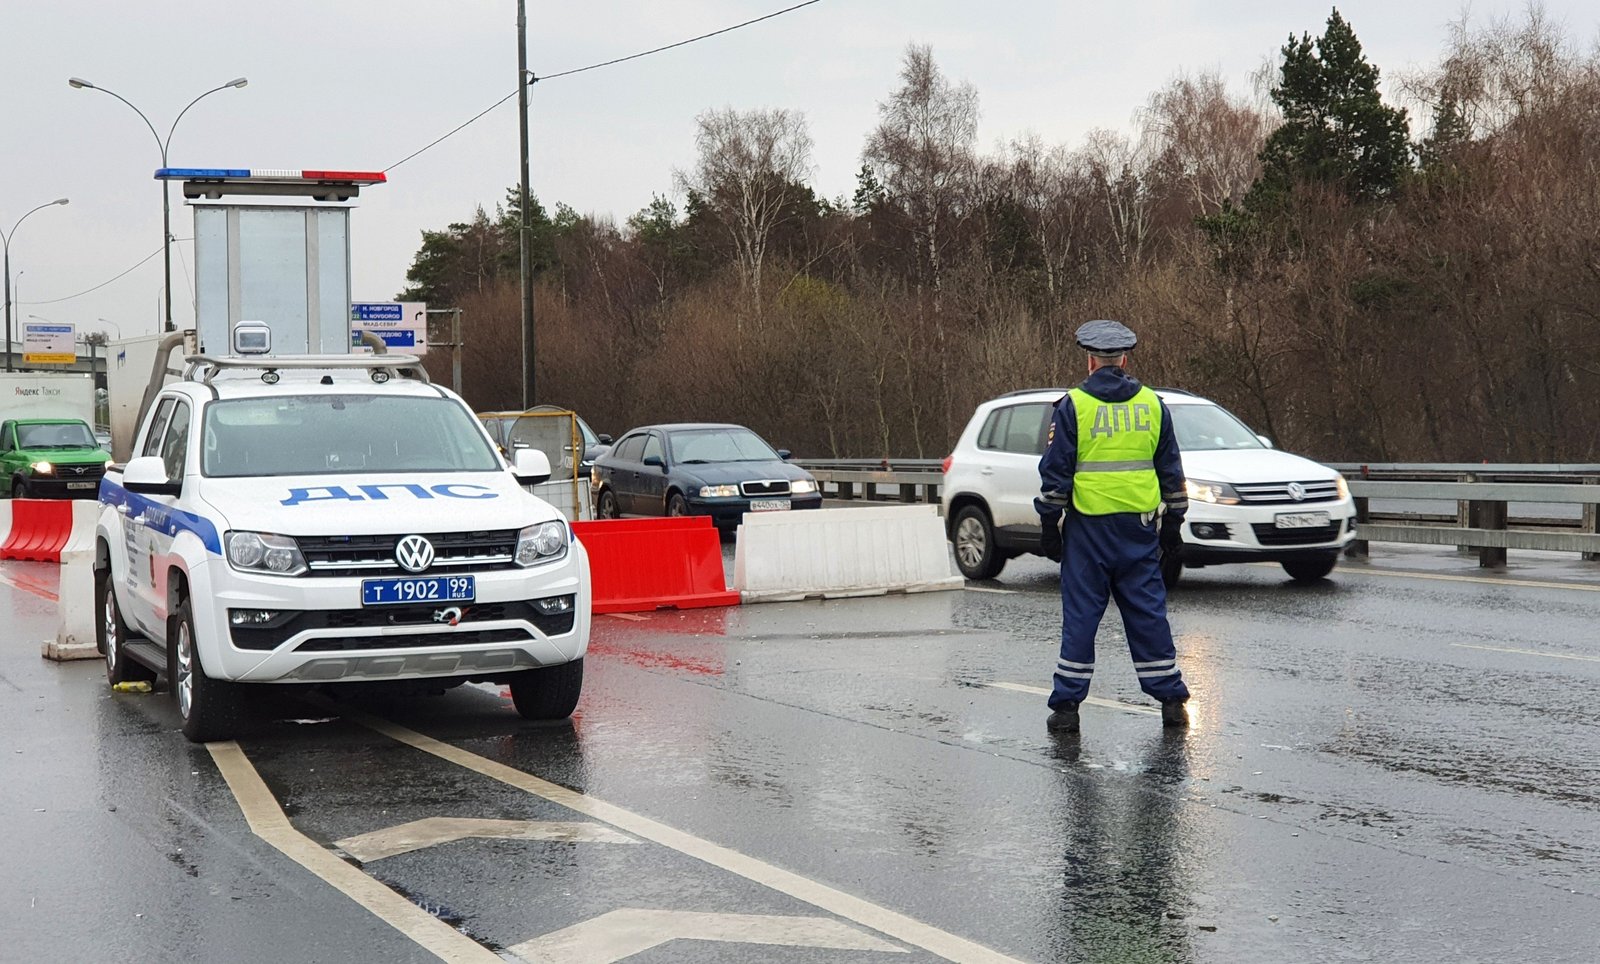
[{"x1": 590, "y1": 423, "x2": 822, "y2": 530}]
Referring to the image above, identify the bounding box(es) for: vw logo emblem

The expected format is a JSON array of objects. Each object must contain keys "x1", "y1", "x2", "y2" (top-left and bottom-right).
[
  {"x1": 395, "y1": 535, "x2": 435, "y2": 573},
  {"x1": 1286, "y1": 482, "x2": 1307, "y2": 502}
]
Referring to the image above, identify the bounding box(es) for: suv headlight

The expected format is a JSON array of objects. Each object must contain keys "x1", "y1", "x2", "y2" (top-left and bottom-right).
[
  {"x1": 225, "y1": 531, "x2": 308, "y2": 576},
  {"x1": 1335, "y1": 474, "x2": 1350, "y2": 500},
  {"x1": 1185, "y1": 479, "x2": 1242, "y2": 506},
  {"x1": 698, "y1": 484, "x2": 740, "y2": 498},
  {"x1": 516, "y1": 521, "x2": 568, "y2": 566},
  {"x1": 790, "y1": 479, "x2": 818, "y2": 494},
  {"x1": 31, "y1": 461, "x2": 54, "y2": 474}
]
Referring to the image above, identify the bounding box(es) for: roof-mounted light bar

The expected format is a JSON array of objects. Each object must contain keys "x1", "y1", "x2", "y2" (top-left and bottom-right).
[{"x1": 155, "y1": 168, "x2": 387, "y2": 185}]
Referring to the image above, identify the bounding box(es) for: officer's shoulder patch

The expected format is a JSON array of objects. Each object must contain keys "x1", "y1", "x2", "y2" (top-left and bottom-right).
[{"x1": 1047, "y1": 419, "x2": 1055, "y2": 445}]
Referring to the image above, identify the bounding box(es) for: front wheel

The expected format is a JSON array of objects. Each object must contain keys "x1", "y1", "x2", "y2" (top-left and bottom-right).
[
  {"x1": 509, "y1": 658, "x2": 583, "y2": 720},
  {"x1": 666, "y1": 492, "x2": 690, "y2": 517},
  {"x1": 951, "y1": 505, "x2": 1005, "y2": 580},
  {"x1": 1282, "y1": 553, "x2": 1339, "y2": 583},
  {"x1": 169, "y1": 600, "x2": 244, "y2": 742},
  {"x1": 12, "y1": 477, "x2": 29, "y2": 499},
  {"x1": 97, "y1": 564, "x2": 155, "y2": 686},
  {"x1": 597, "y1": 488, "x2": 620, "y2": 519}
]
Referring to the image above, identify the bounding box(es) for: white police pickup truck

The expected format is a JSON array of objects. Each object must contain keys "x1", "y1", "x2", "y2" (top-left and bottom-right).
[{"x1": 95, "y1": 352, "x2": 590, "y2": 742}]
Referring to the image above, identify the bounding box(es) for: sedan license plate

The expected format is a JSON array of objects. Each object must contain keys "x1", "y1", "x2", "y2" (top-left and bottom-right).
[
  {"x1": 66, "y1": 481, "x2": 97, "y2": 490},
  {"x1": 1274, "y1": 511, "x2": 1330, "y2": 529},
  {"x1": 362, "y1": 576, "x2": 475, "y2": 607},
  {"x1": 749, "y1": 499, "x2": 791, "y2": 512}
]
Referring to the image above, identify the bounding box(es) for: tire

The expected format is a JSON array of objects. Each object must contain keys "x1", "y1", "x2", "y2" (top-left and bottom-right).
[
  {"x1": 666, "y1": 492, "x2": 690, "y2": 517},
  {"x1": 98, "y1": 563, "x2": 155, "y2": 686},
  {"x1": 509, "y1": 658, "x2": 583, "y2": 720},
  {"x1": 951, "y1": 505, "x2": 1006, "y2": 580},
  {"x1": 1159, "y1": 548, "x2": 1183, "y2": 590},
  {"x1": 597, "y1": 488, "x2": 620, "y2": 519},
  {"x1": 1282, "y1": 553, "x2": 1339, "y2": 583},
  {"x1": 168, "y1": 599, "x2": 244, "y2": 743}
]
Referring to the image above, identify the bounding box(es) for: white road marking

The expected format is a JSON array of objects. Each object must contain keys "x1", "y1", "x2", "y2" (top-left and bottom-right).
[
  {"x1": 979, "y1": 680, "x2": 1163, "y2": 717},
  {"x1": 206, "y1": 742, "x2": 501, "y2": 964},
  {"x1": 349, "y1": 711, "x2": 1024, "y2": 964},
  {"x1": 963, "y1": 585, "x2": 1019, "y2": 594},
  {"x1": 509, "y1": 908, "x2": 904, "y2": 963},
  {"x1": 334, "y1": 817, "x2": 636, "y2": 863},
  {"x1": 604, "y1": 612, "x2": 649, "y2": 621},
  {"x1": 1450, "y1": 642, "x2": 1600, "y2": 664},
  {"x1": 1258, "y1": 562, "x2": 1600, "y2": 593}
]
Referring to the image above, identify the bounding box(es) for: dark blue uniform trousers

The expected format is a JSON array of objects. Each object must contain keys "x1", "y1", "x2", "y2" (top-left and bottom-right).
[{"x1": 1050, "y1": 511, "x2": 1190, "y2": 708}]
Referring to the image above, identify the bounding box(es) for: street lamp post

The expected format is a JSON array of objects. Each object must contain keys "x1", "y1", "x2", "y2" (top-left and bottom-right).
[
  {"x1": 68, "y1": 76, "x2": 247, "y2": 333},
  {"x1": 3, "y1": 198, "x2": 70, "y2": 373},
  {"x1": 97, "y1": 318, "x2": 123, "y2": 340}
]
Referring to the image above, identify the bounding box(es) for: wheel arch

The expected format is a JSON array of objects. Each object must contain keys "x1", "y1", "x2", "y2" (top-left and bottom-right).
[{"x1": 945, "y1": 492, "x2": 993, "y2": 539}]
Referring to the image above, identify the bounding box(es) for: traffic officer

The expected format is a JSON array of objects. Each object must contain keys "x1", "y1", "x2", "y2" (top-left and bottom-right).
[{"x1": 1035, "y1": 319, "x2": 1191, "y2": 732}]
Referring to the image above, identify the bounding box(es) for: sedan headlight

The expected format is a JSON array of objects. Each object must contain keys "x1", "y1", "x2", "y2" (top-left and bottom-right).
[
  {"x1": 790, "y1": 479, "x2": 818, "y2": 494},
  {"x1": 1185, "y1": 479, "x2": 1242, "y2": 506},
  {"x1": 698, "y1": 484, "x2": 740, "y2": 498},
  {"x1": 225, "y1": 531, "x2": 307, "y2": 576},
  {"x1": 31, "y1": 461, "x2": 54, "y2": 474},
  {"x1": 516, "y1": 521, "x2": 569, "y2": 567},
  {"x1": 1335, "y1": 474, "x2": 1350, "y2": 500}
]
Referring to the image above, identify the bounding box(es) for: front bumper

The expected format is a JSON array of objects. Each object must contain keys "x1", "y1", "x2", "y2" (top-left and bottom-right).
[
  {"x1": 16, "y1": 473, "x2": 104, "y2": 499},
  {"x1": 1180, "y1": 500, "x2": 1356, "y2": 565},
  {"x1": 192, "y1": 543, "x2": 591, "y2": 683},
  {"x1": 688, "y1": 493, "x2": 824, "y2": 529}
]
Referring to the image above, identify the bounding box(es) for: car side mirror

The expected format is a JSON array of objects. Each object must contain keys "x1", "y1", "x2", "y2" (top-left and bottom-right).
[
  {"x1": 777, "y1": 449, "x2": 792, "y2": 461},
  {"x1": 512, "y1": 448, "x2": 551, "y2": 485},
  {"x1": 1256, "y1": 434, "x2": 1274, "y2": 449},
  {"x1": 598, "y1": 434, "x2": 613, "y2": 445},
  {"x1": 124, "y1": 456, "x2": 182, "y2": 496},
  {"x1": 642, "y1": 454, "x2": 664, "y2": 469}
]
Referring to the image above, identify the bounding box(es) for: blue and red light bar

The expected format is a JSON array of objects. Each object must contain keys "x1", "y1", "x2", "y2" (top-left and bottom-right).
[{"x1": 155, "y1": 168, "x2": 387, "y2": 185}]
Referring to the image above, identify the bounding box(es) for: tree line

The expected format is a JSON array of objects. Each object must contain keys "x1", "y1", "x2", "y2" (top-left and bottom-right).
[{"x1": 401, "y1": 7, "x2": 1600, "y2": 463}]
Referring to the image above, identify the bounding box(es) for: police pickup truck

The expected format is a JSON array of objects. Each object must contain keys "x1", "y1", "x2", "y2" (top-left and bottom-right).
[{"x1": 95, "y1": 351, "x2": 590, "y2": 742}]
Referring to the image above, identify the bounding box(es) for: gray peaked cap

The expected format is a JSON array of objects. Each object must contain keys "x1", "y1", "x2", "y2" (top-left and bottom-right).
[{"x1": 1075, "y1": 319, "x2": 1138, "y2": 357}]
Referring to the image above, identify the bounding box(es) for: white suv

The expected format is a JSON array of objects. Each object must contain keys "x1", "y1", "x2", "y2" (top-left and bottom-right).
[
  {"x1": 95, "y1": 354, "x2": 591, "y2": 742},
  {"x1": 942, "y1": 388, "x2": 1355, "y2": 584}
]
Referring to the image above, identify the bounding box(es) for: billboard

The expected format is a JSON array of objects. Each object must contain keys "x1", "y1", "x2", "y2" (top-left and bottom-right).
[{"x1": 23, "y1": 322, "x2": 75, "y2": 364}]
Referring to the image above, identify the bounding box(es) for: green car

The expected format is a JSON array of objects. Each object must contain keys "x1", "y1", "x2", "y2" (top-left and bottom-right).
[{"x1": 0, "y1": 419, "x2": 112, "y2": 499}]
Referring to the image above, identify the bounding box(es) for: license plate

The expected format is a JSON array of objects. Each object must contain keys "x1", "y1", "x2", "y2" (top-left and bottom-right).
[
  {"x1": 67, "y1": 482, "x2": 97, "y2": 490},
  {"x1": 749, "y1": 499, "x2": 790, "y2": 512},
  {"x1": 362, "y1": 576, "x2": 476, "y2": 606},
  {"x1": 1274, "y1": 511, "x2": 1330, "y2": 529}
]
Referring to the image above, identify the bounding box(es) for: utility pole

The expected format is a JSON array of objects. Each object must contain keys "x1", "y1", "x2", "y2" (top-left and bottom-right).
[{"x1": 517, "y1": 0, "x2": 537, "y2": 409}]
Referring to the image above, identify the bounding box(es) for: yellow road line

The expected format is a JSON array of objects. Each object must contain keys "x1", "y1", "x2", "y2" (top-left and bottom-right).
[
  {"x1": 978, "y1": 680, "x2": 1162, "y2": 716},
  {"x1": 349, "y1": 711, "x2": 1024, "y2": 964},
  {"x1": 1450, "y1": 642, "x2": 1600, "y2": 664},
  {"x1": 206, "y1": 741, "x2": 502, "y2": 964}
]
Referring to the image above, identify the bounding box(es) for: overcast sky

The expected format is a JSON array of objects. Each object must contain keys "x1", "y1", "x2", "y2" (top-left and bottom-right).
[{"x1": 3, "y1": 0, "x2": 1595, "y2": 341}]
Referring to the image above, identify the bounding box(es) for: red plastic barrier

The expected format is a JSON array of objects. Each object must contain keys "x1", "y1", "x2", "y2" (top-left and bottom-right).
[
  {"x1": 571, "y1": 516, "x2": 741, "y2": 614},
  {"x1": 1, "y1": 499, "x2": 75, "y2": 562}
]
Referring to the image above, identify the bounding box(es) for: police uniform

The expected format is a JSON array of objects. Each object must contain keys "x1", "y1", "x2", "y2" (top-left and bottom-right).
[{"x1": 1035, "y1": 320, "x2": 1191, "y2": 731}]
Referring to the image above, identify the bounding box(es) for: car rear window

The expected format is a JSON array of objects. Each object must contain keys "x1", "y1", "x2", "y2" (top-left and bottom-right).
[{"x1": 978, "y1": 403, "x2": 1052, "y2": 455}]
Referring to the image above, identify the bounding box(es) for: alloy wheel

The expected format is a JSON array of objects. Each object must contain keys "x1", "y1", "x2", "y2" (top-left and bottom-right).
[
  {"x1": 955, "y1": 516, "x2": 986, "y2": 568},
  {"x1": 175, "y1": 622, "x2": 194, "y2": 719}
]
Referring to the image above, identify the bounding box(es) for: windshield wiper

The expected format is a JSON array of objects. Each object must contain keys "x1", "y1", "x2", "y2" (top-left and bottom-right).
[{"x1": 679, "y1": 458, "x2": 713, "y2": 464}]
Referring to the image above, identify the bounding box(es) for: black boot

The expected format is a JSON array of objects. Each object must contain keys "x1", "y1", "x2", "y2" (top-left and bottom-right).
[
  {"x1": 1161, "y1": 700, "x2": 1189, "y2": 728},
  {"x1": 1047, "y1": 703, "x2": 1080, "y2": 733}
]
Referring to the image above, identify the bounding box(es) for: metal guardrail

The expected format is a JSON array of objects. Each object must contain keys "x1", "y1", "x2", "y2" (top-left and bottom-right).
[{"x1": 798, "y1": 460, "x2": 1600, "y2": 566}]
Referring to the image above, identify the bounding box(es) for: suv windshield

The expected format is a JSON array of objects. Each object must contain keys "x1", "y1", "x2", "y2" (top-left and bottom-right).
[
  {"x1": 202, "y1": 395, "x2": 501, "y2": 477},
  {"x1": 1169, "y1": 403, "x2": 1266, "y2": 451},
  {"x1": 17, "y1": 422, "x2": 97, "y2": 449},
  {"x1": 668, "y1": 428, "x2": 778, "y2": 463}
]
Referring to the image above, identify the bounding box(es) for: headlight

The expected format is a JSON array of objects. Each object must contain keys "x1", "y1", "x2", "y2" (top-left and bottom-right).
[
  {"x1": 790, "y1": 479, "x2": 818, "y2": 494},
  {"x1": 516, "y1": 520, "x2": 569, "y2": 567},
  {"x1": 224, "y1": 531, "x2": 307, "y2": 576},
  {"x1": 1185, "y1": 479, "x2": 1242, "y2": 505},
  {"x1": 1335, "y1": 475, "x2": 1350, "y2": 500},
  {"x1": 698, "y1": 484, "x2": 740, "y2": 498},
  {"x1": 31, "y1": 461, "x2": 54, "y2": 474}
]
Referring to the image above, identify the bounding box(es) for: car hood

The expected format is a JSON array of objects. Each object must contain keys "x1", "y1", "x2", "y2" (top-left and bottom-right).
[
  {"x1": 195, "y1": 471, "x2": 560, "y2": 535},
  {"x1": 672, "y1": 461, "x2": 813, "y2": 486},
  {"x1": 15, "y1": 446, "x2": 110, "y2": 465},
  {"x1": 1180, "y1": 448, "x2": 1338, "y2": 485}
]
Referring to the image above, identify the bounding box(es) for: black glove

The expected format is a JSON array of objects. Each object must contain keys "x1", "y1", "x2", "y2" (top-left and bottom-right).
[
  {"x1": 1159, "y1": 515, "x2": 1184, "y2": 554},
  {"x1": 1040, "y1": 515, "x2": 1063, "y2": 562}
]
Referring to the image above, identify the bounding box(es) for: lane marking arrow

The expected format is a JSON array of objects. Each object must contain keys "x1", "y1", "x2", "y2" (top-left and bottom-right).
[
  {"x1": 335, "y1": 817, "x2": 636, "y2": 862},
  {"x1": 509, "y1": 908, "x2": 904, "y2": 963}
]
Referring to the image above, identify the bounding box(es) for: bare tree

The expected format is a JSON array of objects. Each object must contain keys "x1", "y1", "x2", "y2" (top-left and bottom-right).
[
  {"x1": 1081, "y1": 129, "x2": 1154, "y2": 266},
  {"x1": 677, "y1": 107, "x2": 813, "y2": 325},
  {"x1": 1003, "y1": 135, "x2": 1092, "y2": 302},
  {"x1": 1141, "y1": 70, "x2": 1273, "y2": 216}
]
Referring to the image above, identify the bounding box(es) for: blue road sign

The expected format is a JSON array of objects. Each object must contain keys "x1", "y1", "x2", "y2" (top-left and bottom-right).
[{"x1": 352, "y1": 303, "x2": 404, "y2": 321}]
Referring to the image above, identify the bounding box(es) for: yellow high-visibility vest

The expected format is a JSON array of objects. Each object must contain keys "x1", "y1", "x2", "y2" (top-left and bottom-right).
[{"x1": 1068, "y1": 386, "x2": 1162, "y2": 515}]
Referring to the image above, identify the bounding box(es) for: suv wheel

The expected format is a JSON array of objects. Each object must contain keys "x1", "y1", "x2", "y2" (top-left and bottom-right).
[
  {"x1": 951, "y1": 505, "x2": 1005, "y2": 580},
  {"x1": 98, "y1": 564, "x2": 155, "y2": 686},
  {"x1": 169, "y1": 599, "x2": 243, "y2": 742},
  {"x1": 509, "y1": 658, "x2": 583, "y2": 720},
  {"x1": 1282, "y1": 553, "x2": 1338, "y2": 583}
]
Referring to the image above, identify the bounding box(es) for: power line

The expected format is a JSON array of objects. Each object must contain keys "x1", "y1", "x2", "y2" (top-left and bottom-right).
[
  {"x1": 19, "y1": 242, "x2": 188, "y2": 305},
  {"x1": 384, "y1": 0, "x2": 823, "y2": 173}
]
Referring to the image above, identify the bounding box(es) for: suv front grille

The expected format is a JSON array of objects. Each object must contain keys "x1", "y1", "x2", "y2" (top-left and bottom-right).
[
  {"x1": 296, "y1": 529, "x2": 520, "y2": 577},
  {"x1": 1251, "y1": 521, "x2": 1344, "y2": 546},
  {"x1": 1233, "y1": 480, "x2": 1340, "y2": 505},
  {"x1": 740, "y1": 479, "x2": 791, "y2": 497}
]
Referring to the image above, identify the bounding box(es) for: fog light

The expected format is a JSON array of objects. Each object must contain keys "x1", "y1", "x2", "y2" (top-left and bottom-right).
[
  {"x1": 1191, "y1": 523, "x2": 1229, "y2": 540},
  {"x1": 533, "y1": 595, "x2": 574, "y2": 615},
  {"x1": 229, "y1": 609, "x2": 280, "y2": 626}
]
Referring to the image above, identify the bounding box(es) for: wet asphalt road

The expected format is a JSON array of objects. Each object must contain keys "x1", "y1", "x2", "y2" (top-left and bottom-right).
[{"x1": 3, "y1": 551, "x2": 1599, "y2": 964}]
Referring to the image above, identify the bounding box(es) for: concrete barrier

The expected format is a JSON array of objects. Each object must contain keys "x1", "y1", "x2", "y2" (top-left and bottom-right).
[
  {"x1": 733, "y1": 504, "x2": 964, "y2": 603},
  {"x1": 42, "y1": 546, "x2": 98, "y2": 661},
  {"x1": 571, "y1": 517, "x2": 741, "y2": 613},
  {"x1": 1, "y1": 498, "x2": 96, "y2": 562}
]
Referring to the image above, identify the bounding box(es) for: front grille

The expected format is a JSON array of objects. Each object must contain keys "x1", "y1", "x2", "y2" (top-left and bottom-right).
[
  {"x1": 230, "y1": 597, "x2": 576, "y2": 650},
  {"x1": 1251, "y1": 521, "x2": 1344, "y2": 546},
  {"x1": 296, "y1": 628, "x2": 535, "y2": 652},
  {"x1": 296, "y1": 529, "x2": 520, "y2": 577},
  {"x1": 60, "y1": 463, "x2": 106, "y2": 479},
  {"x1": 740, "y1": 479, "x2": 791, "y2": 497},
  {"x1": 1233, "y1": 480, "x2": 1340, "y2": 505}
]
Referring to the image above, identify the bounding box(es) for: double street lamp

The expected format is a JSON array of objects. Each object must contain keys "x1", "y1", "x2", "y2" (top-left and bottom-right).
[
  {"x1": 68, "y1": 76, "x2": 247, "y2": 333},
  {"x1": 3, "y1": 198, "x2": 70, "y2": 373}
]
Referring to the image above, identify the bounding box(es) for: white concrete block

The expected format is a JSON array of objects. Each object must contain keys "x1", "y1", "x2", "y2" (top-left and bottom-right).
[
  {"x1": 44, "y1": 547, "x2": 98, "y2": 662},
  {"x1": 734, "y1": 504, "x2": 963, "y2": 603}
]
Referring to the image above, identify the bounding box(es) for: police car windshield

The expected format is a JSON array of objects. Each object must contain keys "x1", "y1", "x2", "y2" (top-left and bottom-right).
[
  {"x1": 1168, "y1": 404, "x2": 1266, "y2": 451},
  {"x1": 201, "y1": 395, "x2": 501, "y2": 477}
]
